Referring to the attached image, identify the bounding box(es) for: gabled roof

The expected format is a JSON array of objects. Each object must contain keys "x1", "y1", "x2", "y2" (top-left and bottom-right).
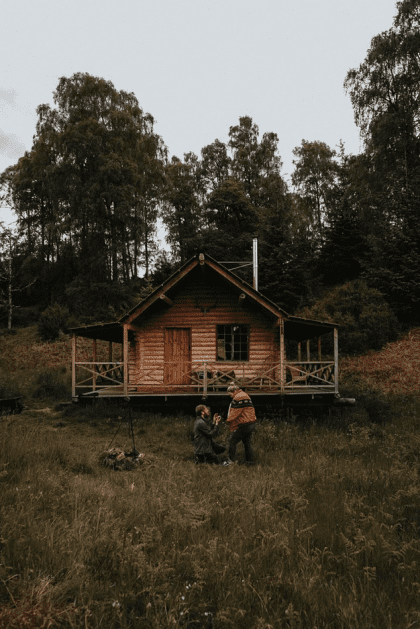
[
  {"x1": 120, "y1": 252, "x2": 287, "y2": 324},
  {"x1": 70, "y1": 253, "x2": 338, "y2": 341}
]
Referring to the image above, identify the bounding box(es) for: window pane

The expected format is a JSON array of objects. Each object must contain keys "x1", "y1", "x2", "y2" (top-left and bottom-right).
[{"x1": 217, "y1": 325, "x2": 248, "y2": 361}]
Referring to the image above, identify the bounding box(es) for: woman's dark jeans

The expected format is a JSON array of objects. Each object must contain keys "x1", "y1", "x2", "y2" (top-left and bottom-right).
[{"x1": 228, "y1": 422, "x2": 256, "y2": 463}]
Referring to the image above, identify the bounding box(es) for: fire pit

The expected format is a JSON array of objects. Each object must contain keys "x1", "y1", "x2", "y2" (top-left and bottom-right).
[{"x1": 100, "y1": 447, "x2": 144, "y2": 471}]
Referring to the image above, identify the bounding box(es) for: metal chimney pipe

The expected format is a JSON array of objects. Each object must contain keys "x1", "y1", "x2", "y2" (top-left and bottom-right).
[{"x1": 253, "y1": 238, "x2": 258, "y2": 291}]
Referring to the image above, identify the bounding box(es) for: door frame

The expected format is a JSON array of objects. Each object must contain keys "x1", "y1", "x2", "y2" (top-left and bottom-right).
[{"x1": 163, "y1": 327, "x2": 192, "y2": 385}]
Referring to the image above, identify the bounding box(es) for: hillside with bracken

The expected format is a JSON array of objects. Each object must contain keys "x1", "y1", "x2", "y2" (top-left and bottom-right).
[
  {"x1": 340, "y1": 327, "x2": 420, "y2": 395},
  {"x1": 0, "y1": 326, "x2": 119, "y2": 401},
  {"x1": 0, "y1": 326, "x2": 116, "y2": 372}
]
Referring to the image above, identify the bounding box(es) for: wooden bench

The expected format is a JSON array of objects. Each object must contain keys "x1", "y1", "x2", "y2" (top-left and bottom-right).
[{"x1": 0, "y1": 397, "x2": 24, "y2": 415}]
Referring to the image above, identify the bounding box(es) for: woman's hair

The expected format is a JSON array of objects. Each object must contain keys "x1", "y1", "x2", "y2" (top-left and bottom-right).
[{"x1": 227, "y1": 382, "x2": 239, "y2": 393}]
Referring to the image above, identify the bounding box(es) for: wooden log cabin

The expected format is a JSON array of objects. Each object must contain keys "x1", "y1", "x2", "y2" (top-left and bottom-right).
[{"x1": 70, "y1": 253, "x2": 339, "y2": 402}]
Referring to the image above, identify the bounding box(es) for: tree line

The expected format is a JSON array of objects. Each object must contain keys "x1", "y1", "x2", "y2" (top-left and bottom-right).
[{"x1": 1, "y1": 0, "x2": 420, "y2": 345}]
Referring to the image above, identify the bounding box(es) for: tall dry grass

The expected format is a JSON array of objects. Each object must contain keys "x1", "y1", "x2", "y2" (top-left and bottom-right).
[
  {"x1": 2, "y1": 397, "x2": 420, "y2": 628},
  {"x1": 2, "y1": 327, "x2": 420, "y2": 627}
]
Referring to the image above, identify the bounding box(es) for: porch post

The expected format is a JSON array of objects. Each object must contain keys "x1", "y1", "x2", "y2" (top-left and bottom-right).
[
  {"x1": 279, "y1": 319, "x2": 285, "y2": 393},
  {"x1": 92, "y1": 339, "x2": 97, "y2": 391},
  {"x1": 123, "y1": 324, "x2": 128, "y2": 395},
  {"x1": 298, "y1": 342, "x2": 302, "y2": 363},
  {"x1": 108, "y1": 341, "x2": 113, "y2": 363},
  {"x1": 72, "y1": 333, "x2": 76, "y2": 399},
  {"x1": 306, "y1": 339, "x2": 311, "y2": 362},
  {"x1": 334, "y1": 328, "x2": 339, "y2": 395},
  {"x1": 318, "y1": 337, "x2": 322, "y2": 361},
  {"x1": 203, "y1": 362, "x2": 208, "y2": 397}
]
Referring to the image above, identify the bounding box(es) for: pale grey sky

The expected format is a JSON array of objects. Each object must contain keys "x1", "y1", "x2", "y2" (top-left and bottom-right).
[{"x1": 1, "y1": 0, "x2": 399, "y2": 228}]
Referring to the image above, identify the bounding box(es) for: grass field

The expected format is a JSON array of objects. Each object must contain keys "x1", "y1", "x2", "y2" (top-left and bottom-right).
[{"x1": 1, "y1": 328, "x2": 420, "y2": 628}]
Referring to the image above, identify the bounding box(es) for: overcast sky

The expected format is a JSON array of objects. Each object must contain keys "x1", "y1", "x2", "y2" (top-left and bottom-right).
[{"x1": 1, "y1": 0, "x2": 398, "y2": 229}]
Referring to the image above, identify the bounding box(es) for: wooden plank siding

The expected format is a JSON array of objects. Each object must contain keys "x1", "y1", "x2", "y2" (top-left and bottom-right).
[
  {"x1": 128, "y1": 274, "x2": 280, "y2": 389},
  {"x1": 70, "y1": 255, "x2": 339, "y2": 398}
]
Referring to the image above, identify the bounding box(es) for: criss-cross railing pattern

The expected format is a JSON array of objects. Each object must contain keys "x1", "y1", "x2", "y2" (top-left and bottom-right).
[
  {"x1": 75, "y1": 359, "x2": 336, "y2": 396},
  {"x1": 75, "y1": 362, "x2": 124, "y2": 391},
  {"x1": 285, "y1": 361, "x2": 335, "y2": 388}
]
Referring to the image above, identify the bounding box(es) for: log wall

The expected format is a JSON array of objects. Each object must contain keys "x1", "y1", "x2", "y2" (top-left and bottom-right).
[{"x1": 128, "y1": 274, "x2": 281, "y2": 386}]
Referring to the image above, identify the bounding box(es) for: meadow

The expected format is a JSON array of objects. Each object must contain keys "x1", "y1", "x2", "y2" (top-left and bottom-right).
[{"x1": 1, "y1": 327, "x2": 420, "y2": 628}]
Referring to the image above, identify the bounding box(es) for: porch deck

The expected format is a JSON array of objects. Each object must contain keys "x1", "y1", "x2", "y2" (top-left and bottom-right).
[{"x1": 73, "y1": 359, "x2": 337, "y2": 399}]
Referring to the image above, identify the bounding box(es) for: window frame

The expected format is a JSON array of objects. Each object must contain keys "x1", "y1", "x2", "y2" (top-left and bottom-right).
[{"x1": 216, "y1": 324, "x2": 250, "y2": 362}]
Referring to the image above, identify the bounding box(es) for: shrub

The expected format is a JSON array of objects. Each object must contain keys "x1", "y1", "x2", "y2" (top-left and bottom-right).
[
  {"x1": 33, "y1": 370, "x2": 70, "y2": 400},
  {"x1": 299, "y1": 280, "x2": 400, "y2": 355},
  {"x1": 0, "y1": 383, "x2": 21, "y2": 400},
  {"x1": 38, "y1": 303, "x2": 75, "y2": 341}
]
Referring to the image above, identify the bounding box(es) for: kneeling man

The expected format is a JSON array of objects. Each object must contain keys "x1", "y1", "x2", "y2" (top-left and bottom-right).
[{"x1": 193, "y1": 404, "x2": 224, "y2": 464}]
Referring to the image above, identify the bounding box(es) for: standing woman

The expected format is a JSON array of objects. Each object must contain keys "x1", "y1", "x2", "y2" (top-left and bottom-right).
[{"x1": 226, "y1": 383, "x2": 257, "y2": 464}]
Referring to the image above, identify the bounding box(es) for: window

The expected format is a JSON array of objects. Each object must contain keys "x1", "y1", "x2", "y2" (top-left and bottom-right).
[{"x1": 217, "y1": 325, "x2": 249, "y2": 361}]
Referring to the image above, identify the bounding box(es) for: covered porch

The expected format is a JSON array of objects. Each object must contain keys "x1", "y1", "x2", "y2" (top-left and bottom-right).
[{"x1": 70, "y1": 317, "x2": 339, "y2": 400}]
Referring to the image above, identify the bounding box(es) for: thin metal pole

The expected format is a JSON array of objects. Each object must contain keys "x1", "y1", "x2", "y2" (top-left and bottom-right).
[
  {"x1": 253, "y1": 238, "x2": 258, "y2": 291},
  {"x1": 334, "y1": 328, "x2": 339, "y2": 395},
  {"x1": 92, "y1": 339, "x2": 97, "y2": 391}
]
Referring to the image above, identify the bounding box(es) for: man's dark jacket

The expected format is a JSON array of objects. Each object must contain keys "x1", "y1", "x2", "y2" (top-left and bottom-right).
[{"x1": 193, "y1": 414, "x2": 220, "y2": 456}]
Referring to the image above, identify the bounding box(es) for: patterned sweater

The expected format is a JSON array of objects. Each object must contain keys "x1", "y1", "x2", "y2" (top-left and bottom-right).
[{"x1": 226, "y1": 389, "x2": 257, "y2": 432}]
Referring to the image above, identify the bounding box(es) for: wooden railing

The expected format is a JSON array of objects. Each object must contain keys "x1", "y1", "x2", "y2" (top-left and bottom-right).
[
  {"x1": 74, "y1": 362, "x2": 124, "y2": 393},
  {"x1": 74, "y1": 359, "x2": 336, "y2": 396},
  {"x1": 284, "y1": 361, "x2": 336, "y2": 389}
]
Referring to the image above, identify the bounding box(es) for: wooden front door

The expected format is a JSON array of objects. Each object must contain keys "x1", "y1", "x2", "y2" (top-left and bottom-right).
[{"x1": 164, "y1": 328, "x2": 191, "y2": 385}]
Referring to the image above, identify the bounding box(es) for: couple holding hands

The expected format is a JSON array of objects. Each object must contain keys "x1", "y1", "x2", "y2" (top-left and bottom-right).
[{"x1": 193, "y1": 383, "x2": 257, "y2": 466}]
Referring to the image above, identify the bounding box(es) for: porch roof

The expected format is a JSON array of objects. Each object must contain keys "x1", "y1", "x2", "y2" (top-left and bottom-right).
[
  {"x1": 284, "y1": 316, "x2": 337, "y2": 341},
  {"x1": 69, "y1": 321, "x2": 124, "y2": 343},
  {"x1": 70, "y1": 316, "x2": 336, "y2": 343}
]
